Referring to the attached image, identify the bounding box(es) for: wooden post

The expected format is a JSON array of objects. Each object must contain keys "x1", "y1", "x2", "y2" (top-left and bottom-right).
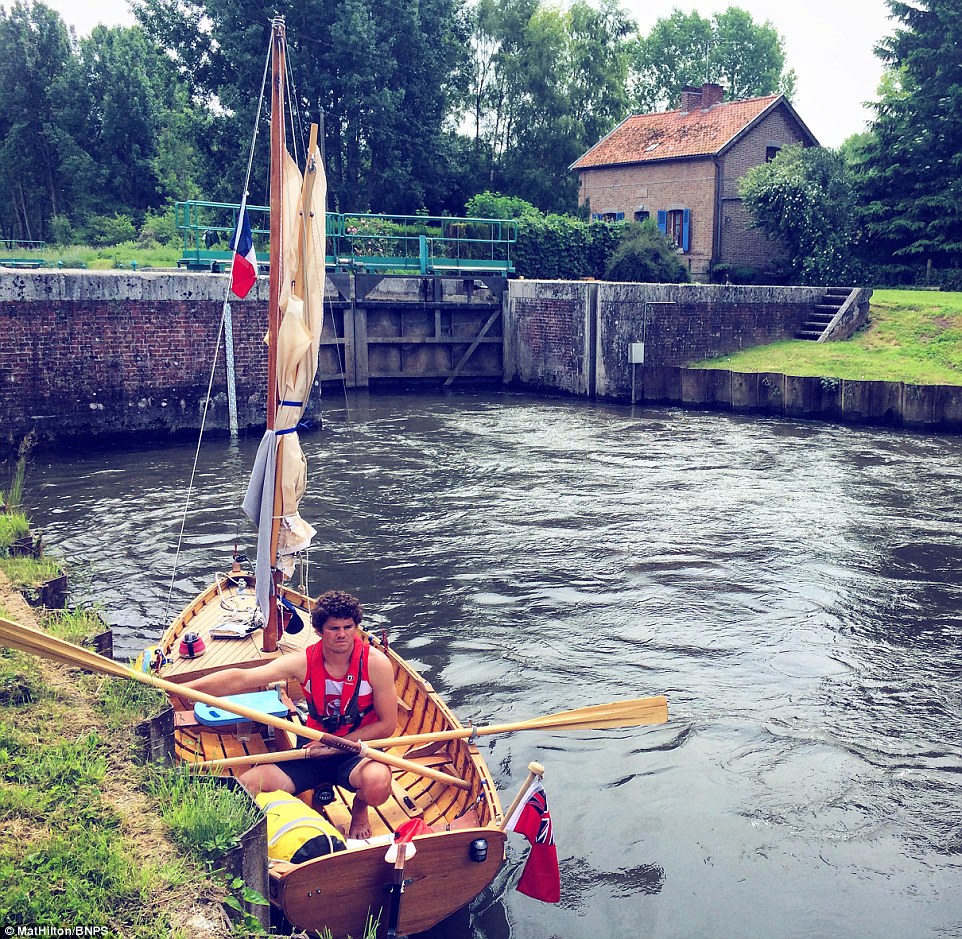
[{"x1": 498, "y1": 761, "x2": 544, "y2": 830}]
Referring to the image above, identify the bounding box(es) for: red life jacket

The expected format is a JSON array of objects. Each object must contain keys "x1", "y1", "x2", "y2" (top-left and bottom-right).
[{"x1": 303, "y1": 634, "x2": 376, "y2": 736}]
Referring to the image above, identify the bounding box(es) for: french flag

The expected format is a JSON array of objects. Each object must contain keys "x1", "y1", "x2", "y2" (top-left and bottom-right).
[{"x1": 230, "y1": 200, "x2": 257, "y2": 298}]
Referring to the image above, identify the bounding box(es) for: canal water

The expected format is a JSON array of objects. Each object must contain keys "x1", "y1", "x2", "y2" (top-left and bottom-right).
[{"x1": 23, "y1": 392, "x2": 962, "y2": 939}]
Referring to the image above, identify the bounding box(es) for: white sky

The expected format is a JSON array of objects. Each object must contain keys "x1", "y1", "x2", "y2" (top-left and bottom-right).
[
  {"x1": 622, "y1": 0, "x2": 895, "y2": 146},
  {"x1": 45, "y1": 0, "x2": 894, "y2": 147}
]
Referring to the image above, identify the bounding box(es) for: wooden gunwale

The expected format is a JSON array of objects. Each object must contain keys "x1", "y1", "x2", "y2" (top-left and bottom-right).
[{"x1": 157, "y1": 576, "x2": 505, "y2": 936}]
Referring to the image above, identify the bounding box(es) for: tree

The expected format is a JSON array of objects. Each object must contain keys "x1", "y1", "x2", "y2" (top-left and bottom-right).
[
  {"x1": 65, "y1": 26, "x2": 164, "y2": 216},
  {"x1": 463, "y1": 0, "x2": 634, "y2": 213},
  {"x1": 631, "y1": 7, "x2": 795, "y2": 112},
  {"x1": 465, "y1": 190, "x2": 541, "y2": 219},
  {"x1": 740, "y1": 145, "x2": 858, "y2": 284},
  {"x1": 853, "y1": 0, "x2": 962, "y2": 267},
  {"x1": 0, "y1": 0, "x2": 73, "y2": 240},
  {"x1": 133, "y1": 0, "x2": 469, "y2": 213}
]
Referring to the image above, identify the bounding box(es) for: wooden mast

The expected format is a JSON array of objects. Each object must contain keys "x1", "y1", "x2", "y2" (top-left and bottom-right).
[{"x1": 262, "y1": 17, "x2": 287, "y2": 654}]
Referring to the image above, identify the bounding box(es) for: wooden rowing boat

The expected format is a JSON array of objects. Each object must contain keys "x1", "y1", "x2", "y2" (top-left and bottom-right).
[
  {"x1": 158, "y1": 576, "x2": 506, "y2": 936},
  {"x1": 150, "y1": 16, "x2": 506, "y2": 936}
]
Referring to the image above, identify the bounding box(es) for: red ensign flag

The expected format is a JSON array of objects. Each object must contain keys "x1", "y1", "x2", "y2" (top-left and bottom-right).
[{"x1": 505, "y1": 779, "x2": 561, "y2": 903}]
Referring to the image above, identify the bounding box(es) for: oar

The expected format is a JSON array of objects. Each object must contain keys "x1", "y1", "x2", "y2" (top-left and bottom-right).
[
  {"x1": 367, "y1": 695, "x2": 669, "y2": 749},
  {"x1": 0, "y1": 617, "x2": 470, "y2": 791},
  {"x1": 191, "y1": 695, "x2": 669, "y2": 771}
]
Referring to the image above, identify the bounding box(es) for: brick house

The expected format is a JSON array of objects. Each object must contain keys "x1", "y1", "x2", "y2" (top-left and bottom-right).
[{"x1": 570, "y1": 82, "x2": 818, "y2": 281}]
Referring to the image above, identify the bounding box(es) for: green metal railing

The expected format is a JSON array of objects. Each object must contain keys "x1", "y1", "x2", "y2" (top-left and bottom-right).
[{"x1": 175, "y1": 201, "x2": 517, "y2": 276}]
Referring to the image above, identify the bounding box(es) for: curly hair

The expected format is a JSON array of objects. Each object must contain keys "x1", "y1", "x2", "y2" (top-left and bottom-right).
[{"x1": 311, "y1": 590, "x2": 363, "y2": 631}]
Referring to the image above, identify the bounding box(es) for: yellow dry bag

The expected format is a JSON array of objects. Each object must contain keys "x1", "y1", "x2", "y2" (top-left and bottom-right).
[{"x1": 254, "y1": 791, "x2": 346, "y2": 864}]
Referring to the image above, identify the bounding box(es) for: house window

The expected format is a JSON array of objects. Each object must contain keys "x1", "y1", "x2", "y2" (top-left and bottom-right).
[
  {"x1": 766, "y1": 145, "x2": 781, "y2": 162},
  {"x1": 657, "y1": 208, "x2": 690, "y2": 252},
  {"x1": 634, "y1": 209, "x2": 650, "y2": 222}
]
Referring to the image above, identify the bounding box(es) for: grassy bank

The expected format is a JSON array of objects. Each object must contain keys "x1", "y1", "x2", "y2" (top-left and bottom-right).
[
  {"x1": 2, "y1": 243, "x2": 181, "y2": 271},
  {"x1": 0, "y1": 583, "x2": 241, "y2": 936},
  {"x1": 0, "y1": 460, "x2": 252, "y2": 938},
  {"x1": 692, "y1": 289, "x2": 962, "y2": 385}
]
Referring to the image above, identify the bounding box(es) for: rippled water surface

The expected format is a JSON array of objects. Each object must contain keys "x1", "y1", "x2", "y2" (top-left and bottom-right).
[{"x1": 25, "y1": 392, "x2": 962, "y2": 939}]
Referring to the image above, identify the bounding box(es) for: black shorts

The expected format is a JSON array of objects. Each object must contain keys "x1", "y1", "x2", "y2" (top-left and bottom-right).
[{"x1": 280, "y1": 751, "x2": 363, "y2": 795}]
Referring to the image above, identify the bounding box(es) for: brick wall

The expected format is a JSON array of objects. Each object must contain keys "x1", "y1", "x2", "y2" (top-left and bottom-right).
[
  {"x1": 595, "y1": 282, "x2": 826, "y2": 397},
  {"x1": 0, "y1": 271, "x2": 274, "y2": 442},
  {"x1": 505, "y1": 280, "x2": 833, "y2": 398},
  {"x1": 0, "y1": 271, "x2": 506, "y2": 447},
  {"x1": 503, "y1": 281, "x2": 591, "y2": 394},
  {"x1": 577, "y1": 157, "x2": 717, "y2": 279}
]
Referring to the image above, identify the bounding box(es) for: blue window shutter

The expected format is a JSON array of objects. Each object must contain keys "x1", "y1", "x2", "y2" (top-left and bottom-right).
[
  {"x1": 682, "y1": 209, "x2": 690, "y2": 252},
  {"x1": 657, "y1": 210, "x2": 667, "y2": 235},
  {"x1": 616, "y1": 212, "x2": 624, "y2": 221}
]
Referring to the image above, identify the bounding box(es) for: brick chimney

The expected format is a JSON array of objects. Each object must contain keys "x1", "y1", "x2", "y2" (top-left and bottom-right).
[
  {"x1": 700, "y1": 82, "x2": 724, "y2": 107},
  {"x1": 679, "y1": 85, "x2": 702, "y2": 111},
  {"x1": 679, "y1": 82, "x2": 725, "y2": 111}
]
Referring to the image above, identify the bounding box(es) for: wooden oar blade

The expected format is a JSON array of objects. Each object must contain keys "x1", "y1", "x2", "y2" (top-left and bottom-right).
[
  {"x1": 365, "y1": 695, "x2": 670, "y2": 751},
  {"x1": 499, "y1": 696, "x2": 669, "y2": 733},
  {"x1": 0, "y1": 617, "x2": 128, "y2": 678}
]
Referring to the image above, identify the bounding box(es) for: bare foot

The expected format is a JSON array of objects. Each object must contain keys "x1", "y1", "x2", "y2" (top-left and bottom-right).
[{"x1": 349, "y1": 798, "x2": 373, "y2": 840}]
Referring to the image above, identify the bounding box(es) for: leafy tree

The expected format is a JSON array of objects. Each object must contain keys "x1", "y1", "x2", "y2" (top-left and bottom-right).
[
  {"x1": 133, "y1": 0, "x2": 468, "y2": 213},
  {"x1": 64, "y1": 25, "x2": 163, "y2": 216},
  {"x1": 854, "y1": 0, "x2": 962, "y2": 267},
  {"x1": 0, "y1": 0, "x2": 73, "y2": 240},
  {"x1": 631, "y1": 7, "x2": 795, "y2": 112},
  {"x1": 604, "y1": 220, "x2": 690, "y2": 283},
  {"x1": 740, "y1": 144, "x2": 858, "y2": 284},
  {"x1": 464, "y1": 0, "x2": 633, "y2": 213}
]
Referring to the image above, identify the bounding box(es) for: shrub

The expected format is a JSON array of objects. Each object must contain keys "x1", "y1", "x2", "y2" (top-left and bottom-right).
[
  {"x1": 604, "y1": 221, "x2": 690, "y2": 283},
  {"x1": 514, "y1": 214, "x2": 621, "y2": 279},
  {"x1": 139, "y1": 209, "x2": 179, "y2": 247},
  {"x1": 48, "y1": 214, "x2": 74, "y2": 246},
  {"x1": 862, "y1": 264, "x2": 962, "y2": 291},
  {"x1": 82, "y1": 214, "x2": 138, "y2": 247},
  {"x1": 465, "y1": 191, "x2": 542, "y2": 221},
  {"x1": 740, "y1": 145, "x2": 857, "y2": 285},
  {"x1": 711, "y1": 263, "x2": 765, "y2": 285}
]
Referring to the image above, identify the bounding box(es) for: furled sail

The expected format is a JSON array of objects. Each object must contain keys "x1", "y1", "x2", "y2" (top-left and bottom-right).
[{"x1": 243, "y1": 137, "x2": 327, "y2": 626}]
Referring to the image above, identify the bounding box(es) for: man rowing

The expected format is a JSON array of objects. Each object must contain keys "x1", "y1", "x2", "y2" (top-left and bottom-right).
[{"x1": 184, "y1": 590, "x2": 397, "y2": 841}]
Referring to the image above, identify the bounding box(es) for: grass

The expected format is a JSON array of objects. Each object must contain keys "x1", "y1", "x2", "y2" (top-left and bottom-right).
[
  {"x1": 0, "y1": 638, "x2": 204, "y2": 936},
  {"x1": 691, "y1": 288, "x2": 962, "y2": 385},
  {"x1": 0, "y1": 512, "x2": 29, "y2": 551},
  {"x1": 146, "y1": 768, "x2": 262, "y2": 864},
  {"x1": 0, "y1": 554, "x2": 62, "y2": 591},
  {"x1": 6, "y1": 242, "x2": 182, "y2": 270}
]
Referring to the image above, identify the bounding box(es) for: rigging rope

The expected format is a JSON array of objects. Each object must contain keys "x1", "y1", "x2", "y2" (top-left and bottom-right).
[{"x1": 162, "y1": 35, "x2": 274, "y2": 627}]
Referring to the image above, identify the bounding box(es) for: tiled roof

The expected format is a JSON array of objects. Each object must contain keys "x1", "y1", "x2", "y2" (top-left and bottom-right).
[{"x1": 571, "y1": 95, "x2": 781, "y2": 170}]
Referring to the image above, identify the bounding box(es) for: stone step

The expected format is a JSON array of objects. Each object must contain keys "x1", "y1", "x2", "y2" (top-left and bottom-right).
[
  {"x1": 824, "y1": 287, "x2": 852, "y2": 297},
  {"x1": 795, "y1": 329, "x2": 824, "y2": 340},
  {"x1": 814, "y1": 303, "x2": 843, "y2": 313}
]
